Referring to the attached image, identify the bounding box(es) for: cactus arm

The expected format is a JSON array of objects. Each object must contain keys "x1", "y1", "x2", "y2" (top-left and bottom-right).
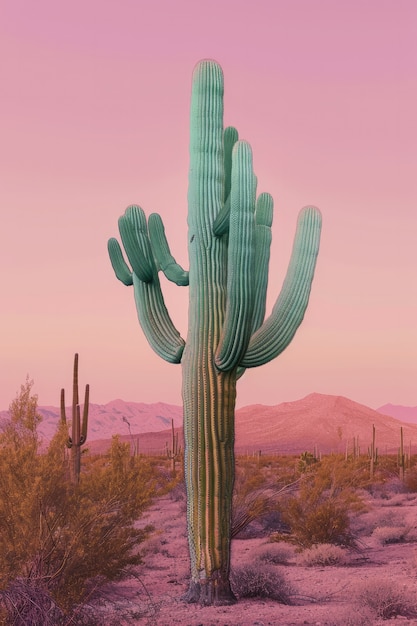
[
  {"x1": 240, "y1": 205, "x2": 322, "y2": 368},
  {"x1": 148, "y1": 213, "x2": 189, "y2": 286},
  {"x1": 80, "y1": 383, "x2": 89, "y2": 445},
  {"x1": 235, "y1": 192, "x2": 273, "y2": 380},
  {"x1": 215, "y1": 141, "x2": 257, "y2": 371},
  {"x1": 60, "y1": 388, "x2": 73, "y2": 447},
  {"x1": 60, "y1": 388, "x2": 67, "y2": 424},
  {"x1": 118, "y1": 205, "x2": 154, "y2": 283},
  {"x1": 109, "y1": 206, "x2": 185, "y2": 363},
  {"x1": 133, "y1": 273, "x2": 185, "y2": 363},
  {"x1": 107, "y1": 238, "x2": 133, "y2": 286},
  {"x1": 213, "y1": 126, "x2": 239, "y2": 237},
  {"x1": 251, "y1": 192, "x2": 274, "y2": 333}
]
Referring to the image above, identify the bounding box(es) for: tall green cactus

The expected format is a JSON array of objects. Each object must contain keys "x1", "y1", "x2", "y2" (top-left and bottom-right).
[
  {"x1": 108, "y1": 60, "x2": 322, "y2": 604},
  {"x1": 60, "y1": 353, "x2": 89, "y2": 484}
]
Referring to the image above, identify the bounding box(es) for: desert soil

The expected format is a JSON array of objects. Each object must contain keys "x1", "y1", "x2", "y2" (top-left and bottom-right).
[{"x1": 94, "y1": 491, "x2": 417, "y2": 626}]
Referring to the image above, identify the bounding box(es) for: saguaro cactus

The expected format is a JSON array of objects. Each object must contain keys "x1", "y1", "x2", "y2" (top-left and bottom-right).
[
  {"x1": 108, "y1": 60, "x2": 322, "y2": 604},
  {"x1": 61, "y1": 353, "x2": 89, "y2": 484},
  {"x1": 165, "y1": 418, "x2": 182, "y2": 477},
  {"x1": 369, "y1": 423, "x2": 378, "y2": 479}
]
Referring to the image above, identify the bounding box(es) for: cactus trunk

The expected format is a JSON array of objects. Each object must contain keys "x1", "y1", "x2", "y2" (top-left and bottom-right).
[{"x1": 182, "y1": 232, "x2": 237, "y2": 601}]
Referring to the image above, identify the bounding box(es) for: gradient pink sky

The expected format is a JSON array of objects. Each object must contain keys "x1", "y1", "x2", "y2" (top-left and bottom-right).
[{"x1": 1, "y1": 0, "x2": 416, "y2": 410}]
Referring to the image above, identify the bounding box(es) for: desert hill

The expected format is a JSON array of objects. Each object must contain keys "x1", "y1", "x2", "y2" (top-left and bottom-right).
[
  {"x1": 2, "y1": 393, "x2": 414, "y2": 457},
  {"x1": 377, "y1": 402, "x2": 417, "y2": 424},
  {"x1": 234, "y1": 393, "x2": 417, "y2": 455},
  {"x1": 0, "y1": 399, "x2": 183, "y2": 444}
]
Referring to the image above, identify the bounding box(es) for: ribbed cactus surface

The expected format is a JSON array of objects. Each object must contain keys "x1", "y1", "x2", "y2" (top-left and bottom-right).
[{"x1": 108, "y1": 60, "x2": 322, "y2": 604}]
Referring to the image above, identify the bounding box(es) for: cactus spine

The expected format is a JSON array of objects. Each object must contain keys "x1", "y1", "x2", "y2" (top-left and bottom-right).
[
  {"x1": 61, "y1": 353, "x2": 89, "y2": 484},
  {"x1": 108, "y1": 60, "x2": 322, "y2": 604}
]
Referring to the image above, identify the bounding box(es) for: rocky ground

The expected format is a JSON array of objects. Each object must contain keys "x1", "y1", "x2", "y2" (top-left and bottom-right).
[{"x1": 90, "y1": 488, "x2": 417, "y2": 626}]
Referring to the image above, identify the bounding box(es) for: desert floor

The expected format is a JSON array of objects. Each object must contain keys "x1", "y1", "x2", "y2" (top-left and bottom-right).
[{"x1": 91, "y1": 483, "x2": 417, "y2": 626}]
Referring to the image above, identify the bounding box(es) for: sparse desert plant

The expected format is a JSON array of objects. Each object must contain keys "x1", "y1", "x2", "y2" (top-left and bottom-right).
[
  {"x1": 371, "y1": 525, "x2": 411, "y2": 545},
  {"x1": 404, "y1": 466, "x2": 417, "y2": 492},
  {"x1": 276, "y1": 455, "x2": 365, "y2": 548},
  {"x1": 278, "y1": 489, "x2": 356, "y2": 548},
  {"x1": 332, "y1": 604, "x2": 374, "y2": 626},
  {"x1": 355, "y1": 578, "x2": 415, "y2": 619},
  {"x1": 254, "y1": 543, "x2": 294, "y2": 565},
  {"x1": 231, "y1": 461, "x2": 297, "y2": 538},
  {"x1": 230, "y1": 564, "x2": 293, "y2": 604},
  {"x1": 296, "y1": 543, "x2": 347, "y2": 566},
  {"x1": 0, "y1": 381, "x2": 158, "y2": 622}
]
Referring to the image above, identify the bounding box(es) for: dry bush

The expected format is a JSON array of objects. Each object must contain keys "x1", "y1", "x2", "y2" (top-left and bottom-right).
[
  {"x1": 296, "y1": 543, "x2": 347, "y2": 567},
  {"x1": 278, "y1": 492, "x2": 355, "y2": 548},
  {"x1": 353, "y1": 507, "x2": 410, "y2": 538},
  {"x1": 371, "y1": 525, "x2": 411, "y2": 545},
  {"x1": 404, "y1": 467, "x2": 417, "y2": 492},
  {"x1": 231, "y1": 459, "x2": 297, "y2": 538},
  {"x1": 0, "y1": 381, "x2": 158, "y2": 623},
  {"x1": 355, "y1": 578, "x2": 415, "y2": 619},
  {"x1": 230, "y1": 564, "x2": 293, "y2": 604},
  {"x1": 276, "y1": 455, "x2": 365, "y2": 548},
  {"x1": 254, "y1": 543, "x2": 295, "y2": 565},
  {"x1": 331, "y1": 604, "x2": 374, "y2": 625}
]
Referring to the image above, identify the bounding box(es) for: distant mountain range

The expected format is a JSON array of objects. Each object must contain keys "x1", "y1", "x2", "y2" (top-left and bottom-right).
[
  {"x1": 377, "y1": 403, "x2": 417, "y2": 424},
  {"x1": 1, "y1": 393, "x2": 416, "y2": 456},
  {"x1": 0, "y1": 400, "x2": 183, "y2": 444}
]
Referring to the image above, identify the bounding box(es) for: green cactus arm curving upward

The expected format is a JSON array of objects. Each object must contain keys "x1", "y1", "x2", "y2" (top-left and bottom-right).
[
  {"x1": 79, "y1": 383, "x2": 89, "y2": 444},
  {"x1": 212, "y1": 126, "x2": 239, "y2": 237},
  {"x1": 240, "y1": 205, "x2": 322, "y2": 368},
  {"x1": 148, "y1": 213, "x2": 189, "y2": 285},
  {"x1": 107, "y1": 238, "x2": 133, "y2": 286},
  {"x1": 118, "y1": 205, "x2": 154, "y2": 283},
  {"x1": 132, "y1": 272, "x2": 185, "y2": 363},
  {"x1": 108, "y1": 206, "x2": 185, "y2": 363},
  {"x1": 251, "y1": 192, "x2": 274, "y2": 334},
  {"x1": 215, "y1": 140, "x2": 257, "y2": 371}
]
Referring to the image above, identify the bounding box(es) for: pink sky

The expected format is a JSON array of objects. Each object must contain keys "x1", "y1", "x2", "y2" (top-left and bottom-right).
[{"x1": 1, "y1": 0, "x2": 416, "y2": 411}]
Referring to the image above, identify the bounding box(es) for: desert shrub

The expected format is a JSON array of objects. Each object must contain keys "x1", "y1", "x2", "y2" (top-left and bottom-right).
[
  {"x1": 404, "y1": 467, "x2": 417, "y2": 492},
  {"x1": 371, "y1": 525, "x2": 411, "y2": 545},
  {"x1": 332, "y1": 604, "x2": 374, "y2": 625},
  {"x1": 356, "y1": 579, "x2": 415, "y2": 619},
  {"x1": 230, "y1": 564, "x2": 293, "y2": 604},
  {"x1": 278, "y1": 492, "x2": 354, "y2": 548},
  {"x1": 255, "y1": 543, "x2": 294, "y2": 565},
  {"x1": 231, "y1": 457, "x2": 298, "y2": 538},
  {"x1": 296, "y1": 543, "x2": 347, "y2": 566},
  {"x1": 276, "y1": 455, "x2": 365, "y2": 548},
  {"x1": 0, "y1": 380, "x2": 158, "y2": 623},
  {"x1": 353, "y1": 506, "x2": 411, "y2": 539}
]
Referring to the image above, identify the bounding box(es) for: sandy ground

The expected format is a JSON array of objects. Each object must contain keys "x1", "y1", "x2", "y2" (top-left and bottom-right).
[{"x1": 93, "y1": 490, "x2": 417, "y2": 626}]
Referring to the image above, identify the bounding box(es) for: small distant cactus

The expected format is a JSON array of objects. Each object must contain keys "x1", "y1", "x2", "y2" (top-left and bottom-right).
[
  {"x1": 398, "y1": 426, "x2": 405, "y2": 481},
  {"x1": 165, "y1": 419, "x2": 181, "y2": 477},
  {"x1": 298, "y1": 451, "x2": 318, "y2": 473},
  {"x1": 368, "y1": 424, "x2": 378, "y2": 479},
  {"x1": 61, "y1": 353, "x2": 89, "y2": 484}
]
